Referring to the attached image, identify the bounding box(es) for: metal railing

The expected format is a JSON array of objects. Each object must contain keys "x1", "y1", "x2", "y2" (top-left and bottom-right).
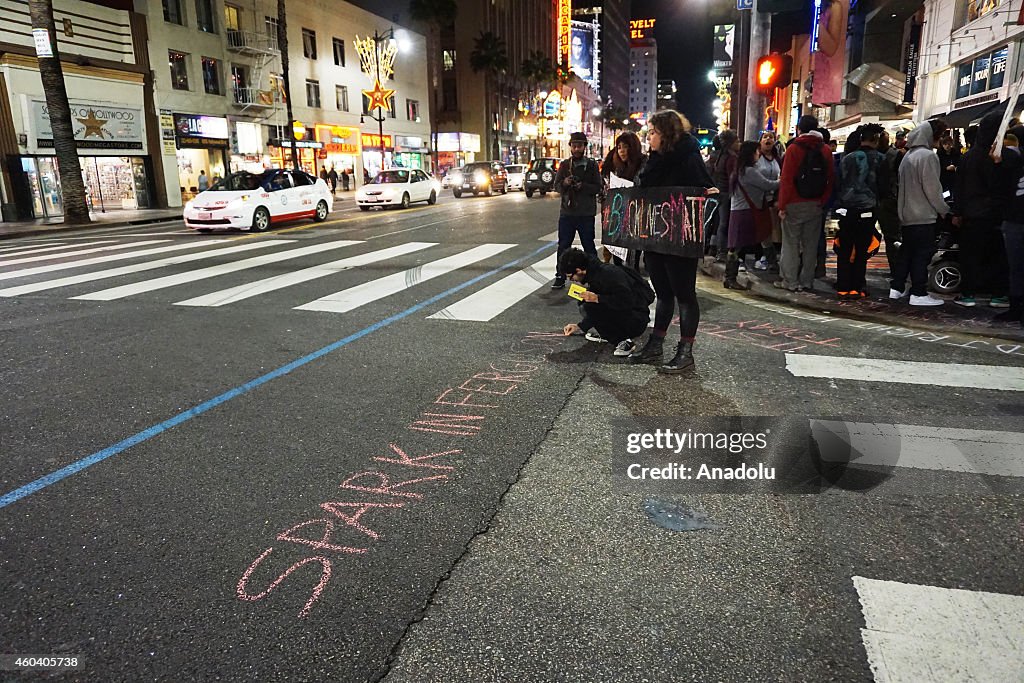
[{"x1": 226, "y1": 30, "x2": 278, "y2": 54}]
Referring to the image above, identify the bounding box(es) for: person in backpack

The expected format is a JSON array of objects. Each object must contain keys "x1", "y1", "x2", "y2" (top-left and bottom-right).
[
  {"x1": 891, "y1": 120, "x2": 952, "y2": 307},
  {"x1": 551, "y1": 131, "x2": 603, "y2": 289},
  {"x1": 559, "y1": 248, "x2": 652, "y2": 356},
  {"x1": 835, "y1": 123, "x2": 886, "y2": 300},
  {"x1": 628, "y1": 110, "x2": 717, "y2": 373},
  {"x1": 954, "y1": 111, "x2": 1011, "y2": 308},
  {"x1": 775, "y1": 114, "x2": 835, "y2": 292}
]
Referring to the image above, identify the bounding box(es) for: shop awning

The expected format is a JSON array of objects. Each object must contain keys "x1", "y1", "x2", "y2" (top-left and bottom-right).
[{"x1": 942, "y1": 92, "x2": 1023, "y2": 128}]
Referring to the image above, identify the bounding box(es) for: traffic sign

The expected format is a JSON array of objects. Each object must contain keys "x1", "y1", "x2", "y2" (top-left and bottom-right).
[{"x1": 737, "y1": 0, "x2": 754, "y2": 10}]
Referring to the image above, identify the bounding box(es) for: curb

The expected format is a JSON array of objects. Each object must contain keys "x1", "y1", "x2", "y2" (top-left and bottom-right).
[
  {"x1": 0, "y1": 214, "x2": 184, "y2": 241},
  {"x1": 698, "y1": 259, "x2": 1024, "y2": 343}
]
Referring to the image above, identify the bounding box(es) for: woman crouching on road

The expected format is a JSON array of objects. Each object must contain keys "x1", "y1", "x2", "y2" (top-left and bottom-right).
[{"x1": 629, "y1": 110, "x2": 717, "y2": 373}]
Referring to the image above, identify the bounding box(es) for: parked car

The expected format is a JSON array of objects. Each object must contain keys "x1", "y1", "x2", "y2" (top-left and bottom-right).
[
  {"x1": 450, "y1": 161, "x2": 508, "y2": 198},
  {"x1": 505, "y1": 164, "x2": 526, "y2": 191},
  {"x1": 184, "y1": 169, "x2": 331, "y2": 233},
  {"x1": 355, "y1": 169, "x2": 441, "y2": 210},
  {"x1": 524, "y1": 157, "x2": 559, "y2": 197}
]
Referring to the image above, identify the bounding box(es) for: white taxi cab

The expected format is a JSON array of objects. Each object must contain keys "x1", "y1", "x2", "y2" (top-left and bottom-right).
[
  {"x1": 355, "y1": 169, "x2": 441, "y2": 210},
  {"x1": 184, "y1": 169, "x2": 332, "y2": 232}
]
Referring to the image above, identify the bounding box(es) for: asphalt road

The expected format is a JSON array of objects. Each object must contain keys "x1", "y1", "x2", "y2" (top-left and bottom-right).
[{"x1": 1, "y1": 191, "x2": 1021, "y2": 682}]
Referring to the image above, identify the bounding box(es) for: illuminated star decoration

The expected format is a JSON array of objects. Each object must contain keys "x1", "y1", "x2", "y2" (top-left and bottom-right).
[
  {"x1": 362, "y1": 79, "x2": 395, "y2": 112},
  {"x1": 76, "y1": 109, "x2": 108, "y2": 138}
]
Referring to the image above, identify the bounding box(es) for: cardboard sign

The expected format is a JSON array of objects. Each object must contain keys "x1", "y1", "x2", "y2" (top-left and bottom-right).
[{"x1": 601, "y1": 186, "x2": 719, "y2": 258}]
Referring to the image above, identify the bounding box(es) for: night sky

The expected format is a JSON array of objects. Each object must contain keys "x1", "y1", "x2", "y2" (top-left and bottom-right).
[{"x1": 630, "y1": 0, "x2": 814, "y2": 129}]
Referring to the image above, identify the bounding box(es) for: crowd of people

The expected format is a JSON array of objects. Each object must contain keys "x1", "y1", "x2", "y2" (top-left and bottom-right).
[{"x1": 555, "y1": 109, "x2": 1024, "y2": 375}]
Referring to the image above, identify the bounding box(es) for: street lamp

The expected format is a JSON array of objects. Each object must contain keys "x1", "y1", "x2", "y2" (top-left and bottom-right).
[
  {"x1": 592, "y1": 105, "x2": 604, "y2": 158},
  {"x1": 358, "y1": 27, "x2": 402, "y2": 175}
]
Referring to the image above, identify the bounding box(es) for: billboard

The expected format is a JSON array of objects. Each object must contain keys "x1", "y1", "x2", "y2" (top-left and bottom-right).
[
  {"x1": 571, "y1": 24, "x2": 596, "y2": 85},
  {"x1": 811, "y1": 0, "x2": 849, "y2": 106},
  {"x1": 713, "y1": 24, "x2": 735, "y2": 73}
]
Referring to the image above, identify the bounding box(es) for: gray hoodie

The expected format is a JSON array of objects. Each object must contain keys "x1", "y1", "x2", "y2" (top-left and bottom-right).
[{"x1": 898, "y1": 122, "x2": 950, "y2": 226}]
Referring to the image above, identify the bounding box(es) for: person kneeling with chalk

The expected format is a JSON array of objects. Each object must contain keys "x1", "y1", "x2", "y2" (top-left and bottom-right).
[{"x1": 560, "y1": 247, "x2": 654, "y2": 357}]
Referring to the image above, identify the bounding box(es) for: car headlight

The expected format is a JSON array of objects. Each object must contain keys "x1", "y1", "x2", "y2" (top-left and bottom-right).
[
  {"x1": 474, "y1": 171, "x2": 487, "y2": 184},
  {"x1": 185, "y1": 200, "x2": 194, "y2": 211}
]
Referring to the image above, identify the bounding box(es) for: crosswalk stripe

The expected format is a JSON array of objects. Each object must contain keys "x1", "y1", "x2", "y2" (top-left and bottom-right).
[
  {"x1": 427, "y1": 252, "x2": 557, "y2": 321},
  {"x1": 0, "y1": 241, "x2": 99, "y2": 256},
  {"x1": 0, "y1": 240, "x2": 259, "y2": 283},
  {"x1": 785, "y1": 354, "x2": 1024, "y2": 392},
  {"x1": 854, "y1": 577, "x2": 1024, "y2": 683},
  {"x1": 0, "y1": 240, "x2": 168, "y2": 267},
  {"x1": 0, "y1": 241, "x2": 276, "y2": 297},
  {"x1": 71, "y1": 240, "x2": 362, "y2": 300},
  {"x1": 295, "y1": 243, "x2": 516, "y2": 314},
  {"x1": 812, "y1": 421, "x2": 1024, "y2": 478},
  {"x1": 173, "y1": 242, "x2": 437, "y2": 307}
]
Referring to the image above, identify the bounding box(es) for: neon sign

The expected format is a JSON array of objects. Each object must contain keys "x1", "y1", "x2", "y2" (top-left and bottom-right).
[{"x1": 558, "y1": 0, "x2": 571, "y2": 66}]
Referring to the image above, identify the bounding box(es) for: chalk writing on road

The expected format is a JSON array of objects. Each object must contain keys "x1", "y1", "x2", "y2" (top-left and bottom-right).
[
  {"x1": 602, "y1": 186, "x2": 717, "y2": 258},
  {"x1": 237, "y1": 332, "x2": 564, "y2": 618},
  {"x1": 700, "y1": 320, "x2": 842, "y2": 354}
]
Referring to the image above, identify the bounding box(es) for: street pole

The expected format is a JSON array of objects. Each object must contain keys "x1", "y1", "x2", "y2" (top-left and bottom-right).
[
  {"x1": 376, "y1": 30, "x2": 385, "y2": 172},
  {"x1": 745, "y1": 0, "x2": 772, "y2": 140}
]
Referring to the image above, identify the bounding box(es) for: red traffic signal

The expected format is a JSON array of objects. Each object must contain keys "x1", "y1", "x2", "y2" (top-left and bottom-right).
[{"x1": 756, "y1": 54, "x2": 793, "y2": 91}]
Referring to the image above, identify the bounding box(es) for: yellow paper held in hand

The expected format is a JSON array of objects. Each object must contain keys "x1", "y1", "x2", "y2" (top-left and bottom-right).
[{"x1": 567, "y1": 283, "x2": 588, "y2": 301}]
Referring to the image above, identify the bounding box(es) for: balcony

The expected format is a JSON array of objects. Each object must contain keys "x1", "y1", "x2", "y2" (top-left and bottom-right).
[
  {"x1": 232, "y1": 87, "x2": 276, "y2": 108},
  {"x1": 226, "y1": 30, "x2": 278, "y2": 55}
]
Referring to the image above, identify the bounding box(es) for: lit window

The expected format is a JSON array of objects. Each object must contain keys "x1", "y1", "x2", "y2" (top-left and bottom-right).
[
  {"x1": 169, "y1": 50, "x2": 189, "y2": 90},
  {"x1": 202, "y1": 56, "x2": 220, "y2": 94},
  {"x1": 302, "y1": 28, "x2": 317, "y2": 59},
  {"x1": 306, "y1": 79, "x2": 320, "y2": 108}
]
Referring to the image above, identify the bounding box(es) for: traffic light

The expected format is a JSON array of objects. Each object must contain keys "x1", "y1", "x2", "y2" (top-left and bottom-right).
[{"x1": 756, "y1": 54, "x2": 793, "y2": 91}]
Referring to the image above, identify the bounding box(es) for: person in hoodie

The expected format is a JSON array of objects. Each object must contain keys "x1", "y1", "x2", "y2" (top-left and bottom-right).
[
  {"x1": 891, "y1": 121, "x2": 951, "y2": 307},
  {"x1": 937, "y1": 135, "x2": 961, "y2": 199},
  {"x1": 993, "y1": 124, "x2": 1024, "y2": 325},
  {"x1": 954, "y1": 111, "x2": 1010, "y2": 308},
  {"x1": 551, "y1": 131, "x2": 603, "y2": 289},
  {"x1": 835, "y1": 123, "x2": 886, "y2": 299},
  {"x1": 776, "y1": 114, "x2": 835, "y2": 292},
  {"x1": 628, "y1": 110, "x2": 716, "y2": 373}
]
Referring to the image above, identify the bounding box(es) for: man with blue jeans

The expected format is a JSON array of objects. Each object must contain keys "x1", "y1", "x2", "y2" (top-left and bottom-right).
[
  {"x1": 551, "y1": 132, "x2": 603, "y2": 289},
  {"x1": 891, "y1": 121, "x2": 950, "y2": 306}
]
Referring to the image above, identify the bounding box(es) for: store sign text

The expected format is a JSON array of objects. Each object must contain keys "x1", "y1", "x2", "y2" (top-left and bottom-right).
[
  {"x1": 31, "y1": 99, "x2": 143, "y2": 150},
  {"x1": 361, "y1": 134, "x2": 394, "y2": 148}
]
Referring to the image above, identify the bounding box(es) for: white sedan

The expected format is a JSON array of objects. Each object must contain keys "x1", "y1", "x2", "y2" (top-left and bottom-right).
[
  {"x1": 184, "y1": 169, "x2": 332, "y2": 232},
  {"x1": 356, "y1": 169, "x2": 441, "y2": 210},
  {"x1": 505, "y1": 164, "x2": 526, "y2": 191}
]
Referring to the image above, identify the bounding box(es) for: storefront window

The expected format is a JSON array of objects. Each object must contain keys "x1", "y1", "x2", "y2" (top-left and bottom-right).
[{"x1": 955, "y1": 45, "x2": 1008, "y2": 100}]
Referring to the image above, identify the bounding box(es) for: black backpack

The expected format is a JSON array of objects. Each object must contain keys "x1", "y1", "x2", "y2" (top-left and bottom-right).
[
  {"x1": 794, "y1": 143, "x2": 828, "y2": 199},
  {"x1": 620, "y1": 265, "x2": 656, "y2": 306}
]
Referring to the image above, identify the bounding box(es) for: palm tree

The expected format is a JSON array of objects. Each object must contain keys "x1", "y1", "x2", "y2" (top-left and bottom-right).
[
  {"x1": 27, "y1": 0, "x2": 89, "y2": 224},
  {"x1": 277, "y1": 0, "x2": 299, "y2": 171},
  {"x1": 408, "y1": 0, "x2": 457, "y2": 172},
  {"x1": 470, "y1": 31, "x2": 508, "y2": 159}
]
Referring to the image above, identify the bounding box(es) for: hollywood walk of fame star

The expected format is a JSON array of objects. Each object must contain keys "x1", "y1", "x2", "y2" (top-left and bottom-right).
[
  {"x1": 76, "y1": 109, "x2": 109, "y2": 138},
  {"x1": 362, "y1": 80, "x2": 395, "y2": 112}
]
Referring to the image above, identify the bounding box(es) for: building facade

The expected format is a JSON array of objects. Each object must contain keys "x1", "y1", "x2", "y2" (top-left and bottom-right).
[
  {"x1": 656, "y1": 79, "x2": 676, "y2": 111},
  {"x1": 0, "y1": 0, "x2": 155, "y2": 221},
  {"x1": 629, "y1": 37, "x2": 657, "y2": 118}
]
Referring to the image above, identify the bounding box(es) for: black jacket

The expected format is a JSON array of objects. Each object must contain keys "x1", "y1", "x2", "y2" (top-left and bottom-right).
[
  {"x1": 555, "y1": 156, "x2": 602, "y2": 217},
  {"x1": 577, "y1": 255, "x2": 649, "y2": 332},
  {"x1": 937, "y1": 146, "x2": 961, "y2": 195},
  {"x1": 636, "y1": 134, "x2": 715, "y2": 190},
  {"x1": 956, "y1": 112, "x2": 1003, "y2": 222}
]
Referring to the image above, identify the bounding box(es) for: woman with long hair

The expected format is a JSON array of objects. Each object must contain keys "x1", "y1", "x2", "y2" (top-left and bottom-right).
[
  {"x1": 602, "y1": 131, "x2": 646, "y2": 183},
  {"x1": 628, "y1": 110, "x2": 716, "y2": 373},
  {"x1": 726, "y1": 140, "x2": 779, "y2": 288},
  {"x1": 755, "y1": 131, "x2": 783, "y2": 271}
]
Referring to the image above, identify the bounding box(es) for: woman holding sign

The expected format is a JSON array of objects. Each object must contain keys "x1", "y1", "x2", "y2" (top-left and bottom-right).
[
  {"x1": 601, "y1": 132, "x2": 647, "y2": 267},
  {"x1": 629, "y1": 110, "x2": 716, "y2": 373}
]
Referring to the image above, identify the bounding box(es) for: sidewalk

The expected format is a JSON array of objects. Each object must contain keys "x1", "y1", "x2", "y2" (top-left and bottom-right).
[
  {"x1": 698, "y1": 257, "x2": 1024, "y2": 342},
  {"x1": 0, "y1": 207, "x2": 183, "y2": 241}
]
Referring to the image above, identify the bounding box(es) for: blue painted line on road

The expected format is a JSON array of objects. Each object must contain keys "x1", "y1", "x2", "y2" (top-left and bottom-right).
[{"x1": 0, "y1": 241, "x2": 557, "y2": 510}]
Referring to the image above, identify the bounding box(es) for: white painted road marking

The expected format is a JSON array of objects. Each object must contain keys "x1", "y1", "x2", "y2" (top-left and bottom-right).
[
  {"x1": 785, "y1": 355, "x2": 1024, "y2": 392},
  {"x1": 0, "y1": 241, "x2": 277, "y2": 296},
  {"x1": 174, "y1": 242, "x2": 436, "y2": 307},
  {"x1": 0, "y1": 240, "x2": 168, "y2": 267},
  {"x1": 72, "y1": 241, "x2": 360, "y2": 300},
  {"x1": 428, "y1": 253, "x2": 557, "y2": 321},
  {"x1": 0, "y1": 241, "x2": 109, "y2": 257},
  {"x1": 811, "y1": 421, "x2": 1024, "y2": 477},
  {"x1": 295, "y1": 243, "x2": 516, "y2": 314},
  {"x1": 854, "y1": 577, "x2": 1024, "y2": 683}
]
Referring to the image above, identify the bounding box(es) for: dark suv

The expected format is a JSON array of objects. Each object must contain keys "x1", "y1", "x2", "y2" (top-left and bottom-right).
[
  {"x1": 451, "y1": 161, "x2": 508, "y2": 198},
  {"x1": 524, "y1": 158, "x2": 560, "y2": 197}
]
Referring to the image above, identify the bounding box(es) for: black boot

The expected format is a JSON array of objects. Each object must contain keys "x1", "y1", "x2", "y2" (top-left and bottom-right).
[
  {"x1": 993, "y1": 297, "x2": 1023, "y2": 323},
  {"x1": 658, "y1": 341, "x2": 694, "y2": 374},
  {"x1": 628, "y1": 335, "x2": 664, "y2": 363},
  {"x1": 723, "y1": 252, "x2": 745, "y2": 289}
]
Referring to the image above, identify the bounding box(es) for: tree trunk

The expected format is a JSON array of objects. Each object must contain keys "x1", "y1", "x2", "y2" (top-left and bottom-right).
[
  {"x1": 428, "y1": 24, "x2": 439, "y2": 174},
  {"x1": 277, "y1": 0, "x2": 299, "y2": 172},
  {"x1": 28, "y1": 0, "x2": 90, "y2": 224}
]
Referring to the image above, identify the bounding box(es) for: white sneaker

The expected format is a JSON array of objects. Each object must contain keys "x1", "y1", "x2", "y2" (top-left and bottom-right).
[
  {"x1": 910, "y1": 294, "x2": 945, "y2": 307},
  {"x1": 889, "y1": 286, "x2": 909, "y2": 300},
  {"x1": 585, "y1": 331, "x2": 607, "y2": 343},
  {"x1": 613, "y1": 339, "x2": 636, "y2": 356},
  {"x1": 738, "y1": 263, "x2": 747, "y2": 272},
  {"x1": 754, "y1": 257, "x2": 768, "y2": 271}
]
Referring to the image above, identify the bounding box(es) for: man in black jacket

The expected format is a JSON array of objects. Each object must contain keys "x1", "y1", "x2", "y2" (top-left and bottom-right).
[
  {"x1": 551, "y1": 132, "x2": 603, "y2": 289},
  {"x1": 559, "y1": 248, "x2": 651, "y2": 356}
]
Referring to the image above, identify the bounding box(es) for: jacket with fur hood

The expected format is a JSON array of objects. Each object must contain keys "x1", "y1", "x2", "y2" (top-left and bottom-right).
[{"x1": 898, "y1": 122, "x2": 950, "y2": 226}]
